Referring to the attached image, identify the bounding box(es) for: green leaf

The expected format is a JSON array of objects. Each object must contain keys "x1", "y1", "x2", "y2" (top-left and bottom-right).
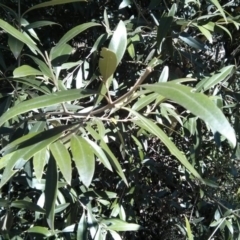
[
  {"x1": 0, "y1": 126, "x2": 69, "y2": 188},
  {"x1": 50, "y1": 43, "x2": 73, "y2": 65},
  {"x1": 1, "y1": 132, "x2": 39, "y2": 155},
  {"x1": 158, "y1": 66, "x2": 169, "y2": 82},
  {"x1": 71, "y1": 135, "x2": 95, "y2": 188},
  {"x1": 185, "y1": 216, "x2": 194, "y2": 240},
  {"x1": 27, "y1": 226, "x2": 52, "y2": 237},
  {"x1": 196, "y1": 65, "x2": 235, "y2": 92},
  {"x1": 119, "y1": 0, "x2": 132, "y2": 9},
  {"x1": 0, "y1": 19, "x2": 40, "y2": 55},
  {"x1": 168, "y1": 3, "x2": 177, "y2": 16},
  {"x1": 23, "y1": 0, "x2": 87, "y2": 15},
  {"x1": 99, "y1": 47, "x2": 117, "y2": 81},
  {"x1": 109, "y1": 230, "x2": 122, "y2": 240},
  {"x1": 143, "y1": 83, "x2": 236, "y2": 147},
  {"x1": 100, "y1": 218, "x2": 141, "y2": 231},
  {"x1": 0, "y1": 89, "x2": 94, "y2": 127},
  {"x1": 215, "y1": 24, "x2": 232, "y2": 40},
  {"x1": 127, "y1": 40, "x2": 135, "y2": 59},
  {"x1": 25, "y1": 54, "x2": 52, "y2": 78},
  {"x1": 83, "y1": 138, "x2": 112, "y2": 171},
  {"x1": 192, "y1": 23, "x2": 213, "y2": 43},
  {"x1": 50, "y1": 141, "x2": 72, "y2": 185},
  {"x1": 77, "y1": 211, "x2": 87, "y2": 240},
  {"x1": 8, "y1": 35, "x2": 24, "y2": 59},
  {"x1": 13, "y1": 65, "x2": 43, "y2": 77},
  {"x1": 7, "y1": 77, "x2": 51, "y2": 94},
  {"x1": 33, "y1": 147, "x2": 48, "y2": 181},
  {"x1": 11, "y1": 200, "x2": 45, "y2": 213},
  {"x1": 132, "y1": 93, "x2": 159, "y2": 111},
  {"x1": 24, "y1": 21, "x2": 60, "y2": 30},
  {"x1": 87, "y1": 203, "x2": 98, "y2": 238},
  {"x1": 210, "y1": 0, "x2": 227, "y2": 22},
  {"x1": 125, "y1": 108, "x2": 204, "y2": 182},
  {"x1": 109, "y1": 20, "x2": 127, "y2": 66},
  {"x1": 86, "y1": 125, "x2": 128, "y2": 185},
  {"x1": 45, "y1": 156, "x2": 58, "y2": 230},
  {"x1": 56, "y1": 22, "x2": 101, "y2": 49}
]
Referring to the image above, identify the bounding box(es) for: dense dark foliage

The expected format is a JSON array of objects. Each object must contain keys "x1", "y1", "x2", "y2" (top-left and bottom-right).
[{"x1": 0, "y1": 0, "x2": 240, "y2": 239}]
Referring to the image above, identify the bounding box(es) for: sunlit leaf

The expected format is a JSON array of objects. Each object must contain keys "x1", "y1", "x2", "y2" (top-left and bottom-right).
[
  {"x1": 25, "y1": 54, "x2": 52, "y2": 78},
  {"x1": 109, "y1": 20, "x2": 127, "y2": 66},
  {"x1": 23, "y1": 0, "x2": 87, "y2": 15},
  {"x1": 0, "y1": 89, "x2": 95, "y2": 127},
  {"x1": 0, "y1": 19, "x2": 40, "y2": 55},
  {"x1": 100, "y1": 218, "x2": 142, "y2": 231},
  {"x1": 11, "y1": 200, "x2": 45, "y2": 213},
  {"x1": 33, "y1": 148, "x2": 48, "y2": 181},
  {"x1": 185, "y1": 216, "x2": 194, "y2": 240},
  {"x1": 86, "y1": 125, "x2": 128, "y2": 185},
  {"x1": 77, "y1": 211, "x2": 87, "y2": 240},
  {"x1": 119, "y1": 0, "x2": 132, "y2": 9},
  {"x1": 71, "y1": 135, "x2": 95, "y2": 188},
  {"x1": 158, "y1": 66, "x2": 169, "y2": 82},
  {"x1": 50, "y1": 141, "x2": 72, "y2": 184},
  {"x1": 24, "y1": 20, "x2": 60, "y2": 30},
  {"x1": 196, "y1": 65, "x2": 235, "y2": 92},
  {"x1": 99, "y1": 47, "x2": 117, "y2": 81},
  {"x1": 13, "y1": 65, "x2": 43, "y2": 77},
  {"x1": 27, "y1": 226, "x2": 52, "y2": 237},
  {"x1": 210, "y1": 0, "x2": 227, "y2": 22},
  {"x1": 142, "y1": 83, "x2": 236, "y2": 147},
  {"x1": 84, "y1": 138, "x2": 112, "y2": 171}
]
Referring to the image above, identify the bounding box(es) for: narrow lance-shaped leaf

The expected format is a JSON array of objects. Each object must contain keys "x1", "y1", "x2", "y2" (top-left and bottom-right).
[
  {"x1": 0, "y1": 19, "x2": 41, "y2": 55},
  {"x1": 25, "y1": 54, "x2": 52, "y2": 78},
  {"x1": 109, "y1": 20, "x2": 127, "y2": 66},
  {"x1": 71, "y1": 135, "x2": 95, "y2": 188},
  {"x1": 27, "y1": 226, "x2": 52, "y2": 237},
  {"x1": 142, "y1": 83, "x2": 236, "y2": 147},
  {"x1": 33, "y1": 148, "x2": 48, "y2": 181},
  {"x1": 196, "y1": 65, "x2": 235, "y2": 92},
  {"x1": 210, "y1": 0, "x2": 227, "y2": 23},
  {"x1": 0, "y1": 89, "x2": 95, "y2": 127},
  {"x1": 23, "y1": 0, "x2": 87, "y2": 15},
  {"x1": 7, "y1": 77, "x2": 51, "y2": 94},
  {"x1": 24, "y1": 21, "x2": 60, "y2": 30},
  {"x1": 50, "y1": 141, "x2": 72, "y2": 185},
  {"x1": 11, "y1": 200, "x2": 45, "y2": 213},
  {"x1": 83, "y1": 137, "x2": 113, "y2": 171},
  {"x1": 100, "y1": 218, "x2": 142, "y2": 231},
  {"x1": 55, "y1": 22, "x2": 101, "y2": 49},
  {"x1": 77, "y1": 211, "x2": 87, "y2": 240},
  {"x1": 86, "y1": 125, "x2": 128, "y2": 185},
  {"x1": 125, "y1": 107, "x2": 204, "y2": 182},
  {"x1": 0, "y1": 125, "x2": 71, "y2": 188}
]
